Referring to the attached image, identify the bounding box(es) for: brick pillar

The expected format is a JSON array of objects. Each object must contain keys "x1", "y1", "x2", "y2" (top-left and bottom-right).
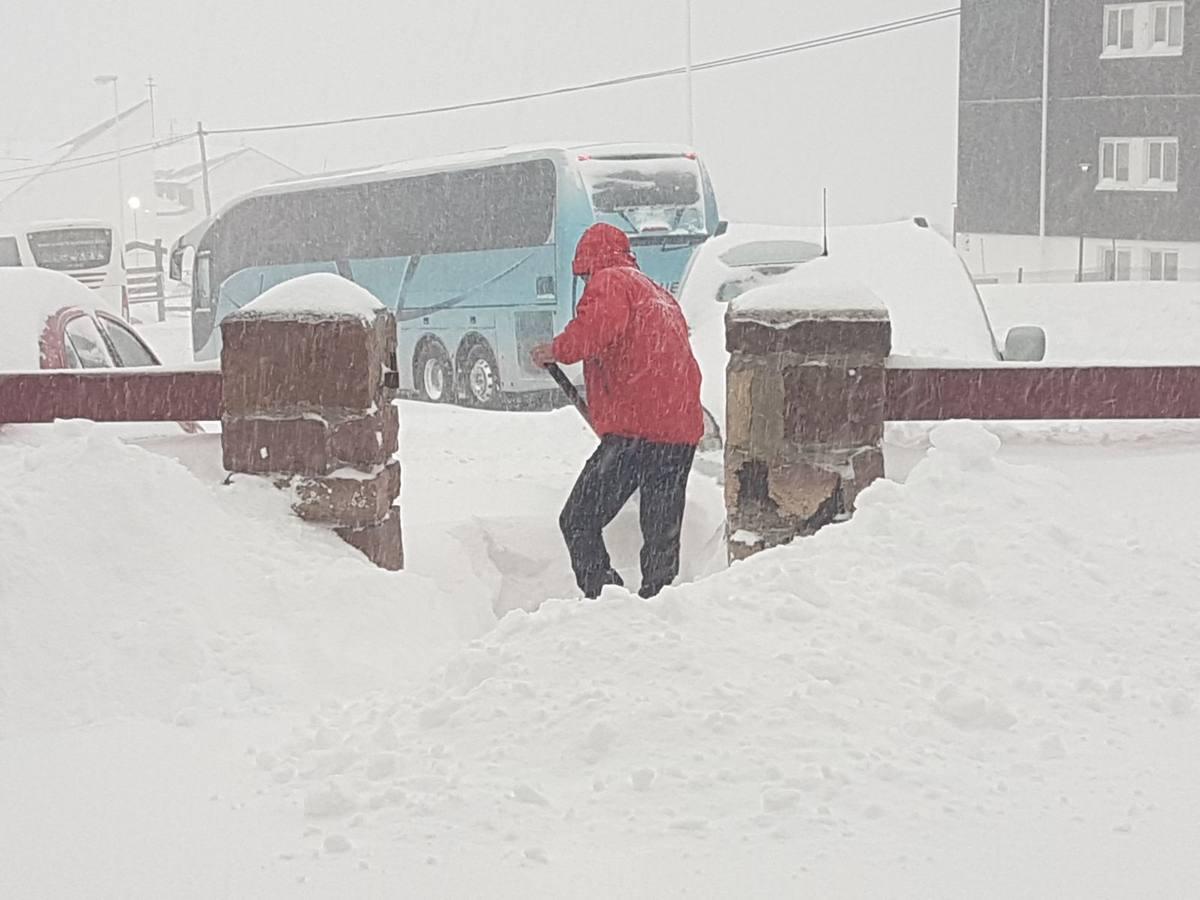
[
  {"x1": 220, "y1": 306, "x2": 403, "y2": 570},
  {"x1": 723, "y1": 283, "x2": 891, "y2": 560}
]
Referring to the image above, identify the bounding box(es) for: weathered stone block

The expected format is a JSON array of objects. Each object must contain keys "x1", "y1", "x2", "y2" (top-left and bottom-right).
[
  {"x1": 782, "y1": 364, "x2": 886, "y2": 446},
  {"x1": 292, "y1": 459, "x2": 402, "y2": 528},
  {"x1": 222, "y1": 415, "x2": 331, "y2": 476},
  {"x1": 723, "y1": 288, "x2": 891, "y2": 561},
  {"x1": 329, "y1": 404, "x2": 395, "y2": 470},
  {"x1": 381, "y1": 401, "x2": 399, "y2": 457},
  {"x1": 220, "y1": 312, "x2": 389, "y2": 416},
  {"x1": 336, "y1": 509, "x2": 404, "y2": 571}
]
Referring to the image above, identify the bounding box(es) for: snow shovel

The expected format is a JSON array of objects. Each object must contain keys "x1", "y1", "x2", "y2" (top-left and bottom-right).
[{"x1": 544, "y1": 362, "x2": 592, "y2": 431}]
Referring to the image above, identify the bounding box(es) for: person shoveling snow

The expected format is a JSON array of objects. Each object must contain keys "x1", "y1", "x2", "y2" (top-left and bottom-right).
[{"x1": 531, "y1": 223, "x2": 704, "y2": 599}]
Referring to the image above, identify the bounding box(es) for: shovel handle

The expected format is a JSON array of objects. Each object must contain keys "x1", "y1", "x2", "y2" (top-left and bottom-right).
[{"x1": 545, "y1": 363, "x2": 592, "y2": 428}]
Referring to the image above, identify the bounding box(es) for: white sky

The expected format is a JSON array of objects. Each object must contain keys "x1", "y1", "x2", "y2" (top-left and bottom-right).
[{"x1": 0, "y1": 0, "x2": 959, "y2": 227}]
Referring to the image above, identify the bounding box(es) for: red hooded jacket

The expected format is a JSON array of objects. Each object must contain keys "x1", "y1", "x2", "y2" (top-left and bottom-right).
[{"x1": 552, "y1": 223, "x2": 703, "y2": 446}]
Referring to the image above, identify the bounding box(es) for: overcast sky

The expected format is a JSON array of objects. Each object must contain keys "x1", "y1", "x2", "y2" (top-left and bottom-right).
[{"x1": 0, "y1": 0, "x2": 960, "y2": 227}]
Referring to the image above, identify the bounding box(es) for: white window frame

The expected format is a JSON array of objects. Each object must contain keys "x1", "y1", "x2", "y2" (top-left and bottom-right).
[
  {"x1": 1099, "y1": 138, "x2": 1133, "y2": 185},
  {"x1": 1100, "y1": 246, "x2": 1135, "y2": 281},
  {"x1": 1102, "y1": 2, "x2": 1185, "y2": 58},
  {"x1": 1151, "y1": 1, "x2": 1186, "y2": 49},
  {"x1": 1098, "y1": 137, "x2": 1180, "y2": 192},
  {"x1": 1145, "y1": 138, "x2": 1180, "y2": 187},
  {"x1": 1147, "y1": 248, "x2": 1181, "y2": 281}
]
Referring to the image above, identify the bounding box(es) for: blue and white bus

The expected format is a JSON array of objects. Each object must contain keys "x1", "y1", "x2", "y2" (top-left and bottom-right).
[{"x1": 170, "y1": 142, "x2": 723, "y2": 406}]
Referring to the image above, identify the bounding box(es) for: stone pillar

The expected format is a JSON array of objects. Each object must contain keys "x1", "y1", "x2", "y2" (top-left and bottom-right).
[
  {"x1": 220, "y1": 305, "x2": 403, "y2": 570},
  {"x1": 723, "y1": 281, "x2": 891, "y2": 560}
]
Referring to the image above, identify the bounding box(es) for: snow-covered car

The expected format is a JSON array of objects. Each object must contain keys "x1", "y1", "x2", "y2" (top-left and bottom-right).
[
  {"x1": 679, "y1": 219, "x2": 1047, "y2": 446},
  {"x1": 0, "y1": 267, "x2": 161, "y2": 371}
]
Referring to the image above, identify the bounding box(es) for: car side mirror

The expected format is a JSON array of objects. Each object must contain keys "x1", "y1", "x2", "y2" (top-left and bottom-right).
[
  {"x1": 168, "y1": 246, "x2": 184, "y2": 281},
  {"x1": 714, "y1": 220, "x2": 729, "y2": 237},
  {"x1": 1003, "y1": 325, "x2": 1046, "y2": 362}
]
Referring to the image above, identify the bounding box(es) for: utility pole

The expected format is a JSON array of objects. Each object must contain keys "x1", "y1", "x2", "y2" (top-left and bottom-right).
[
  {"x1": 196, "y1": 122, "x2": 213, "y2": 216},
  {"x1": 146, "y1": 76, "x2": 158, "y2": 138},
  {"x1": 95, "y1": 75, "x2": 125, "y2": 241},
  {"x1": 684, "y1": 0, "x2": 695, "y2": 147}
]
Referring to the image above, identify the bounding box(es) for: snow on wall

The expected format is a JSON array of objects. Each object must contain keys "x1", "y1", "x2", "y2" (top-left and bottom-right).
[
  {"x1": 237, "y1": 272, "x2": 384, "y2": 320},
  {"x1": 729, "y1": 258, "x2": 887, "y2": 319}
]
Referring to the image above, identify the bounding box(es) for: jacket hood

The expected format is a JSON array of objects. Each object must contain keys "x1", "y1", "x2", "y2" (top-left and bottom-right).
[{"x1": 572, "y1": 223, "x2": 638, "y2": 276}]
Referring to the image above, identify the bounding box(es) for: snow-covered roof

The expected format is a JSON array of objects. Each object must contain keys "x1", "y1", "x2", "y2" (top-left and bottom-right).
[{"x1": 0, "y1": 267, "x2": 108, "y2": 371}]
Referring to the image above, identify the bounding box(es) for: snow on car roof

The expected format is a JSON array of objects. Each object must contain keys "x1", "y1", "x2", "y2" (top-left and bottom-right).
[{"x1": 0, "y1": 267, "x2": 107, "y2": 371}]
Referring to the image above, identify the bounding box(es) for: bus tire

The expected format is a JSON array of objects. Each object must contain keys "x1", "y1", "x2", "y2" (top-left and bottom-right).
[
  {"x1": 459, "y1": 341, "x2": 503, "y2": 409},
  {"x1": 413, "y1": 340, "x2": 453, "y2": 403}
]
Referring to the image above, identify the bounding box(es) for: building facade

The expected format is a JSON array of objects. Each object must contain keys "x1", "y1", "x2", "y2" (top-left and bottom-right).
[{"x1": 957, "y1": 0, "x2": 1200, "y2": 282}]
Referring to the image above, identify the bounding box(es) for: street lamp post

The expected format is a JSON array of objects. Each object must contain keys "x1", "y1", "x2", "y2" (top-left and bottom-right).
[
  {"x1": 127, "y1": 196, "x2": 141, "y2": 244},
  {"x1": 684, "y1": 0, "x2": 694, "y2": 147},
  {"x1": 94, "y1": 75, "x2": 125, "y2": 243},
  {"x1": 1076, "y1": 161, "x2": 1093, "y2": 283}
]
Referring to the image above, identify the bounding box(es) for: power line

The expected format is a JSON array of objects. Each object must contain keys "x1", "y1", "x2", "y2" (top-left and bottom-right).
[
  {"x1": 206, "y1": 7, "x2": 960, "y2": 136},
  {"x1": 0, "y1": 135, "x2": 191, "y2": 186},
  {"x1": 0, "y1": 133, "x2": 189, "y2": 183},
  {"x1": 0, "y1": 7, "x2": 960, "y2": 187}
]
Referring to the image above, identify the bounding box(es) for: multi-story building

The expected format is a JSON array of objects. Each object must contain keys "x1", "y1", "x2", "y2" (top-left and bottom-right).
[{"x1": 956, "y1": 0, "x2": 1200, "y2": 282}]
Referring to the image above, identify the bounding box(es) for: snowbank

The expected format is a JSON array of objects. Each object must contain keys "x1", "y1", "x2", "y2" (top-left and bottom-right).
[
  {"x1": 0, "y1": 421, "x2": 494, "y2": 735},
  {"x1": 238, "y1": 272, "x2": 384, "y2": 320},
  {"x1": 251, "y1": 421, "x2": 1200, "y2": 893},
  {"x1": 981, "y1": 282, "x2": 1200, "y2": 364}
]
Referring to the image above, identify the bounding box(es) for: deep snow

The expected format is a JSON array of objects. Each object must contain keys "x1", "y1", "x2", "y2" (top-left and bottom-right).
[
  {"x1": 3, "y1": 272, "x2": 1200, "y2": 898},
  {"x1": 2, "y1": 409, "x2": 1199, "y2": 897}
]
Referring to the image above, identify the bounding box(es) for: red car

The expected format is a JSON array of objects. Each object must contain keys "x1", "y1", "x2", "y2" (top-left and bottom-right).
[
  {"x1": 1, "y1": 267, "x2": 160, "y2": 371},
  {"x1": 0, "y1": 267, "x2": 200, "y2": 432}
]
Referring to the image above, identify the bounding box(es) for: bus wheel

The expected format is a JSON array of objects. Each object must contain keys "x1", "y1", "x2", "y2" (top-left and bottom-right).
[
  {"x1": 414, "y1": 341, "x2": 453, "y2": 403},
  {"x1": 461, "y1": 342, "x2": 502, "y2": 409}
]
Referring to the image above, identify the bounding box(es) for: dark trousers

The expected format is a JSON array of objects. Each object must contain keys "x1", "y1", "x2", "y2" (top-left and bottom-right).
[{"x1": 560, "y1": 435, "x2": 697, "y2": 599}]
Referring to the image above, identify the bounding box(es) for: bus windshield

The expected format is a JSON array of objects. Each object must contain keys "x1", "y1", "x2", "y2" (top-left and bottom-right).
[
  {"x1": 26, "y1": 227, "x2": 113, "y2": 271},
  {"x1": 579, "y1": 156, "x2": 707, "y2": 236}
]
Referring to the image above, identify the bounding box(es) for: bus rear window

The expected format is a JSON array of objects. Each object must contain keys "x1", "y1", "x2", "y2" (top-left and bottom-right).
[
  {"x1": 0, "y1": 236, "x2": 20, "y2": 266},
  {"x1": 26, "y1": 228, "x2": 113, "y2": 271},
  {"x1": 580, "y1": 157, "x2": 706, "y2": 235}
]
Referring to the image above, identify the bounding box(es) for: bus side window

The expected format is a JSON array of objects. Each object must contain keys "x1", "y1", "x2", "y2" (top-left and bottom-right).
[{"x1": 0, "y1": 236, "x2": 21, "y2": 266}]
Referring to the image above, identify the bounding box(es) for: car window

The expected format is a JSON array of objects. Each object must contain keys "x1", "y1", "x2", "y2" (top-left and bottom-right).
[
  {"x1": 98, "y1": 315, "x2": 159, "y2": 367},
  {"x1": 64, "y1": 314, "x2": 114, "y2": 368}
]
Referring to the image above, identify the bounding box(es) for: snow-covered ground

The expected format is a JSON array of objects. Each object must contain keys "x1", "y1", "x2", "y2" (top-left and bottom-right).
[{"x1": 3, "y1": 284, "x2": 1200, "y2": 898}]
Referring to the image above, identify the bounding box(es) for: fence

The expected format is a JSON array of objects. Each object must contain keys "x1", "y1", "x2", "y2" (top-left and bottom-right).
[{"x1": 124, "y1": 239, "x2": 189, "y2": 323}]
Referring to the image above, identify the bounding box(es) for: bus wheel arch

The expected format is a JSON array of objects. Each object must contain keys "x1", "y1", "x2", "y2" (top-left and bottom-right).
[
  {"x1": 413, "y1": 336, "x2": 453, "y2": 403},
  {"x1": 456, "y1": 333, "x2": 503, "y2": 409}
]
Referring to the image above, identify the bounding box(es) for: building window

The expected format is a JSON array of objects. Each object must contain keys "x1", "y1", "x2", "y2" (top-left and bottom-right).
[
  {"x1": 1148, "y1": 249, "x2": 1180, "y2": 280},
  {"x1": 1102, "y1": 247, "x2": 1134, "y2": 281},
  {"x1": 1153, "y1": 2, "x2": 1185, "y2": 48},
  {"x1": 1103, "y1": 2, "x2": 1184, "y2": 57},
  {"x1": 1147, "y1": 139, "x2": 1179, "y2": 185},
  {"x1": 1105, "y1": 5, "x2": 1136, "y2": 50},
  {"x1": 1100, "y1": 139, "x2": 1132, "y2": 183},
  {"x1": 1099, "y1": 137, "x2": 1179, "y2": 191}
]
